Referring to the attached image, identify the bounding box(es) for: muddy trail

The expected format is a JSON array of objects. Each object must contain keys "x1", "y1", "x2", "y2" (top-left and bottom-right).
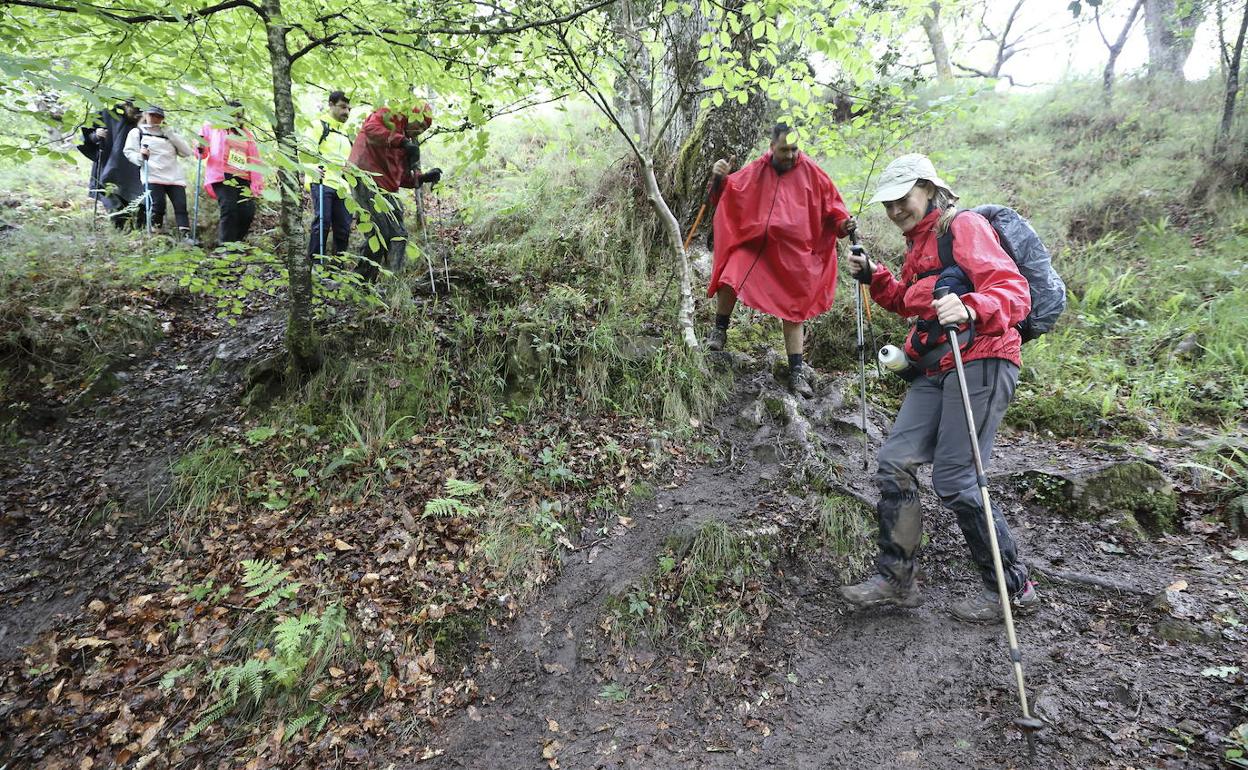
[
  {"x1": 423, "y1": 352, "x2": 1247, "y2": 770},
  {"x1": 0, "y1": 295, "x2": 284, "y2": 659}
]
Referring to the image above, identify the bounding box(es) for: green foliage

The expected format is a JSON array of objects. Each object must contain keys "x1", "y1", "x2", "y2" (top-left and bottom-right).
[
  {"x1": 613, "y1": 520, "x2": 776, "y2": 654},
  {"x1": 423, "y1": 475, "x2": 485, "y2": 519},
  {"x1": 813, "y1": 493, "x2": 875, "y2": 582},
  {"x1": 241, "y1": 559, "x2": 303, "y2": 613},
  {"x1": 180, "y1": 561, "x2": 350, "y2": 745}
]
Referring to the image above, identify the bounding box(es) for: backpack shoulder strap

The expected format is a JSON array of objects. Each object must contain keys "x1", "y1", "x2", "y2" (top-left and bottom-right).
[
  {"x1": 916, "y1": 209, "x2": 965, "y2": 281},
  {"x1": 318, "y1": 120, "x2": 331, "y2": 149},
  {"x1": 937, "y1": 209, "x2": 965, "y2": 270}
]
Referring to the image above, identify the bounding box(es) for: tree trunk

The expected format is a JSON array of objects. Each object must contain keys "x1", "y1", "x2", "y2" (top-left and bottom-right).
[
  {"x1": 1217, "y1": 2, "x2": 1248, "y2": 144},
  {"x1": 1101, "y1": 0, "x2": 1145, "y2": 96},
  {"x1": 261, "y1": 0, "x2": 319, "y2": 371},
  {"x1": 1144, "y1": 0, "x2": 1207, "y2": 78},
  {"x1": 923, "y1": 1, "x2": 954, "y2": 83},
  {"x1": 616, "y1": 0, "x2": 698, "y2": 348},
  {"x1": 641, "y1": 157, "x2": 699, "y2": 348}
]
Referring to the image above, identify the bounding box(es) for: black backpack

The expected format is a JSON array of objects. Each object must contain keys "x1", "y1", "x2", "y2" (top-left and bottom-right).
[{"x1": 932, "y1": 205, "x2": 1067, "y2": 342}]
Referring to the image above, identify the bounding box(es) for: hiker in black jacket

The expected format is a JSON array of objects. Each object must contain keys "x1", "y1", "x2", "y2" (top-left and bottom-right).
[{"x1": 77, "y1": 100, "x2": 142, "y2": 229}]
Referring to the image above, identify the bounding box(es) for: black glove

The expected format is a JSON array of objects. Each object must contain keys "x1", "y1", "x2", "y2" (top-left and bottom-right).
[
  {"x1": 419, "y1": 167, "x2": 442, "y2": 186},
  {"x1": 401, "y1": 139, "x2": 421, "y2": 172},
  {"x1": 850, "y1": 244, "x2": 873, "y2": 285}
]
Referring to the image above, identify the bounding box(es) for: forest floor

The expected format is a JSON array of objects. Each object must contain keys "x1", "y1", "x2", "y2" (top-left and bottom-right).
[
  {"x1": 417, "y1": 353, "x2": 1248, "y2": 770},
  {"x1": 1, "y1": 276, "x2": 1244, "y2": 769}
]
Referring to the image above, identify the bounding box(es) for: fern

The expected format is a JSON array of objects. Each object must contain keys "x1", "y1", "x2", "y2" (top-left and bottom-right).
[
  {"x1": 423, "y1": 496, "x2": 473, "y2": 518},
  {"x1": 284, "y1": 708, "x2": 321, "y2": 742},
  {"x1": 159, "y1": 663, "x2": 194, "y2": 693},
  {"x1": 240, "y1": 559, "x2": 302, "y2": 612},
  {"x1": 274, "y1": 613, "x2": 317, "y2": 658},
  {"x1": 445, "y1": 478, "x2": 483, "y2": 497},
  {"x1": 311, "y1": 602, "x2": 348, "y2": 659},
  {"x1": 181, "y1": 699, "x2": 231, "y2": 744},
  {"x1": 219, "y1": 658, "x2": 268, "y2": 706}
]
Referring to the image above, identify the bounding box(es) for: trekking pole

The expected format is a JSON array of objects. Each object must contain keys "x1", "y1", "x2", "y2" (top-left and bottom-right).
[
  {"x1": 141, "y1": 156, "x2": 152, "y2": 235},
  {"x1": 318, "y1": 178, "x2": 326, "y2": 261},
  {"x1": 414, "y1": 185, "x2": 436, "y2": 295},
  {"x1": 90, "y1": 153, "x2": 101, "y2": 231},
  {"x1": 426, "y1": 183, "x2": 451, "y2": 293},
  {"x1": 191, "y1": 156, "x2": 202, "y2": 242},
  {"x1": 683, "y1": 176, "x2": 721, "y2": 252},
  {"x1": 850, "y1": 231, "x2": 869, "y2": 470},
  {"x1": 933, "y1": 285, "x2": 1044, "y2": 754}
]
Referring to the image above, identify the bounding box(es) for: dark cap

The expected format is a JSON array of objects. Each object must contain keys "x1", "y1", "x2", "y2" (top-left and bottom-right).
[{"x1": 143, "y1": 105, "x2": 166, "y2": 117}]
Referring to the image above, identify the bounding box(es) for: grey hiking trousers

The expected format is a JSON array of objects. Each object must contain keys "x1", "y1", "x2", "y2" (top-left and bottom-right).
[{"x1": 872, "y1": 358, "x2": 1028, "y2": 594}]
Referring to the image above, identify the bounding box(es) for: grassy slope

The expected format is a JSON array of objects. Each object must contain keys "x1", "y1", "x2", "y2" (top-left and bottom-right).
[{"x1": 813, "y1": 80, "x2": 1246, "y2": 443}]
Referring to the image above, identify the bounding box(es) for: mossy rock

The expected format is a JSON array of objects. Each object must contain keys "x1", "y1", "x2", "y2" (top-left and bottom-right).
[{"x1": 1017, "y1": 460, "x2": 1178, "y2": 535}]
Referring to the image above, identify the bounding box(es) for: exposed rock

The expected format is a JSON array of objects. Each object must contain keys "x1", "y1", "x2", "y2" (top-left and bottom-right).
[
  {"x1": 1154, "y1": 618, "x2": 1218, "y2": 643},
  {"x1": 1014, "y1": 461, "x2": 1178, "y2": 535},
  {"x1": 736, "y1": 400, "x2": 764, "y2": 430},
  {"x1": 618, "y1": 335, "x2": 663, "y2": 363}
]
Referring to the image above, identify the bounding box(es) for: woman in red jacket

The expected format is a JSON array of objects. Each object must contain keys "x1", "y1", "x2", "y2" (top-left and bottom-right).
[{"x1": 840, "y1": 154, "x2": 1037, "y2": 623}]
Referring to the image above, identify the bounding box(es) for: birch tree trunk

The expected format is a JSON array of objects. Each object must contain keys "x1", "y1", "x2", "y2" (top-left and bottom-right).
[{"x1": 616, "y1": 0, "x2": 699, "y2": 348}]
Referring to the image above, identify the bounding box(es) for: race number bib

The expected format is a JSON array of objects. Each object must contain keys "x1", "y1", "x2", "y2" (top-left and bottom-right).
[{"x1": 227, "y1": 147, "x2": 247, "y2": 169}]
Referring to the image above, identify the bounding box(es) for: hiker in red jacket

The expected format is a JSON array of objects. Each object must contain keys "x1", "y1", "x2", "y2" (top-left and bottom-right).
[
  {"x1": 347, "y1": 102, "x2": 443, "y2": 280},
  {"x1": 705, "y1": 123, "x2": 856, "y2": 396},
  {"x1": 839, "y1": 153, "x2": 1036, "y2": 623}
]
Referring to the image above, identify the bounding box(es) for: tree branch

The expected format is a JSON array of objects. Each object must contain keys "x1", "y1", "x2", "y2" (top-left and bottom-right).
[{"x1": 0, "y1": 0, "x2": 264, "y2": 23}]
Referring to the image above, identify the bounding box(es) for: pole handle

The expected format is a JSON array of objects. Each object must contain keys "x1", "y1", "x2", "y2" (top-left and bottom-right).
[{"x1": 932, "y1": 285, "x2": 959, "y2": 332}]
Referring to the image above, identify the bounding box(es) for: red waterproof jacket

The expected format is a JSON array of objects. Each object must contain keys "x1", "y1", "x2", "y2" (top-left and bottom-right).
[
  {"x1": 347, "y1": 108, "x2": 417, "y2": 193},
  {"x1": 708, "y1": 152, "x2": 852, "y2": 323},
  {"x1": 867, "y1": 208, "x2": 1030, "y2": 371}
]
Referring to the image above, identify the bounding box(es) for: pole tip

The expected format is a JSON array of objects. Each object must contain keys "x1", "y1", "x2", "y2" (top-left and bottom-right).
[{"x1": 1015, "y1": 717, "x2": 1043, "y2": 755}]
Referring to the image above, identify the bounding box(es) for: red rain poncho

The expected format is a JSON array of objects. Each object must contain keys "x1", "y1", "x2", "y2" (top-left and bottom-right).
[{"x1": 708, "y1": 152, "x2": 852, "y2": 323}]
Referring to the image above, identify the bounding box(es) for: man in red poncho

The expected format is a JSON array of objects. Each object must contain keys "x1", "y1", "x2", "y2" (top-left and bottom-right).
[
  {"x1": 347, "y1": 101, "x2": 443, "y2": 280},
  {"x1": 705, "y1": 123, "x2": 856, "y2": 396}
]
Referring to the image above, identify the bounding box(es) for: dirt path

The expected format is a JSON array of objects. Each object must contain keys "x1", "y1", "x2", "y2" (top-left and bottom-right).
[
  {"x1": 0, "y1": 297, "x2": 283, "y2": 659},
  {"x1": 422, "y1": 356, "x2": 1247, "y2": 770}
]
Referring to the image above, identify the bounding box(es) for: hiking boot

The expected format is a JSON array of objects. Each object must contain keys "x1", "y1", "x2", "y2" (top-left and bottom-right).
[
  {"x1": 951, "y1": 581, "x2": 1039, "y2": 624},
  {"x1": 790, "y1": 363, "x2": 815, "y2": 398},
  {"x1": 705, "y1": 326, "x2": 727, "y2": 351},
  {"x1": 840, "y1": 574, "x2": 923, "y2": 609}
]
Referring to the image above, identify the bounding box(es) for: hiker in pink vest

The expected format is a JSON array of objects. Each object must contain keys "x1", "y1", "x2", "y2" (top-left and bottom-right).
[{"x1": 198, "y1": 100, "x2": 264, "y2": 245}]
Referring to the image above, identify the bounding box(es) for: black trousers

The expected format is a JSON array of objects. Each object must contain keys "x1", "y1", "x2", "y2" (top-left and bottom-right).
[
  {"x1": 212, "y1": 175, "x2": 256, "y2": 244},
  {"x1": 144, "y1": 183, "x2": 190, "y2": 231},
  {"x1": 351, "y1": 182, "x2": 407, "y2": 281},
  {"x1": 104, "y1": 192, "x2": 138, "y2": 229},
  {"x1": 307, "y1": 183, "x2": 351, "y2": 258}
]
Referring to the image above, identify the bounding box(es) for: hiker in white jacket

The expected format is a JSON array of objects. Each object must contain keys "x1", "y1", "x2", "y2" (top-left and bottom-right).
[{"x1": 124, "y1": 106, "x2": 194, "y2": 240}]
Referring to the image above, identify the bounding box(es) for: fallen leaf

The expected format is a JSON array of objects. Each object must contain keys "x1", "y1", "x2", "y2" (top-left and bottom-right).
[
  {"x1": 138, "y1": 717, "x2": 166, "y2": 748},
  {"x1": 1166, "y1": 579, "x2": 1188, "y2": 592},
  {"x1": 547, "y1": 718, "x2": 560, "y2": 732},
  {"x1": 542, "y1": 740, "x2": 563, "y2": 759},
  {"x1": 1095, "y1": 541, "x2": 1126, "y2": 555},
  {"x1": 1201, "y1": 665, "x2": 1239, "y2": 678},
  {"x1": 468, "y1": 705, "x2": 481, "y2": 722},
  {"x1": 1230, "y1": 548, "x2": 1248, "y2": 562},
  {"x1": 71, "y1": 637, "x2": 111, "y2": 649},
  {"x1": 48, "y1": 678, "x2": 65, "y2": 703},
  {"x1": 333, "y1": 539, "x2": 355, "y2": 551}
]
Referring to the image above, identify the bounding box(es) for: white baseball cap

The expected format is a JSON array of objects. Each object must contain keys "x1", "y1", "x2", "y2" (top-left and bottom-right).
[{"x1": 868, "y1": 153, "x2": 957, "y2": 204}]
